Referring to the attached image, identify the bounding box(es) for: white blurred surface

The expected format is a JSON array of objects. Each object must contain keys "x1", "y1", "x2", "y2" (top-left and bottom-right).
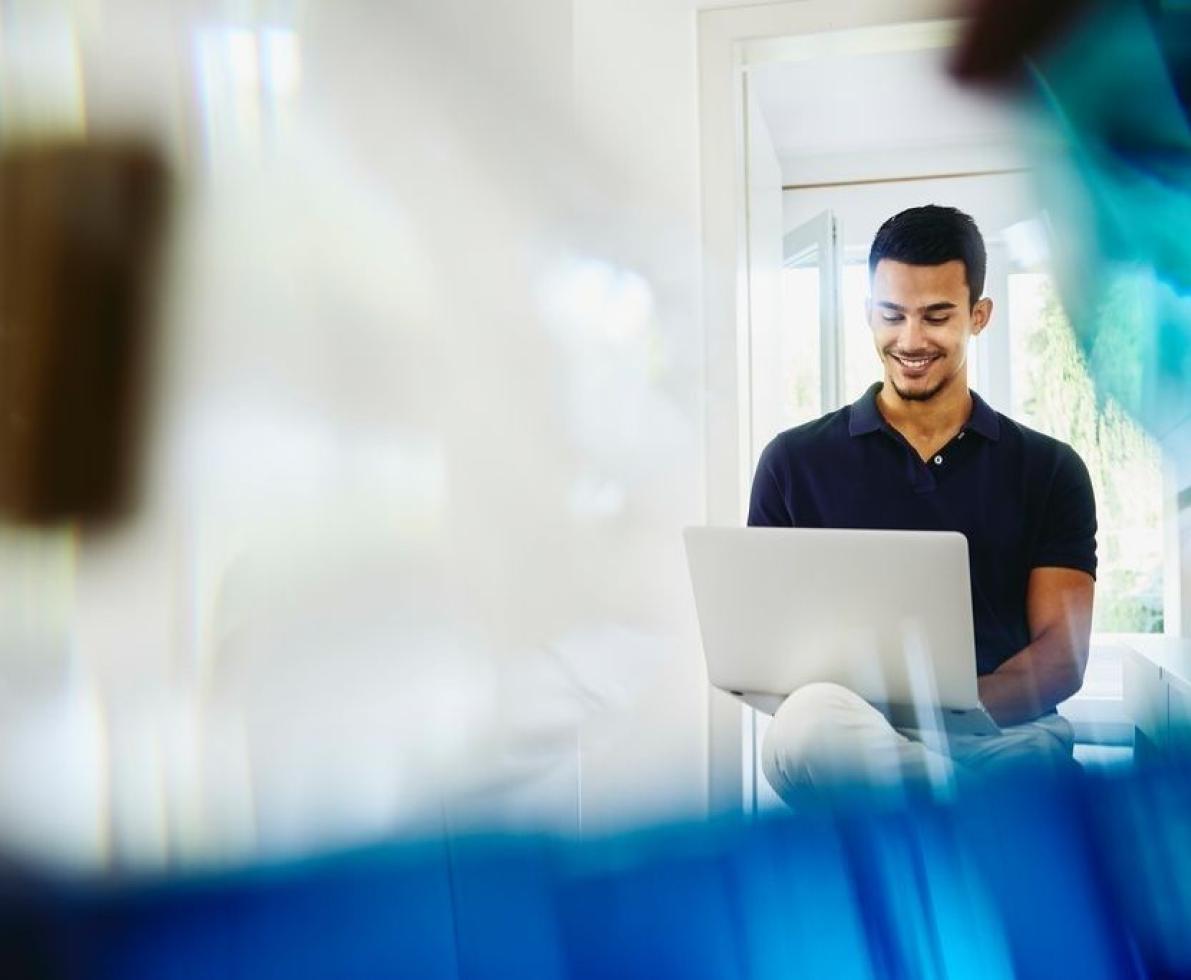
[{"x1": 0, "y1": 0, "x2": 714, "y2": 869}]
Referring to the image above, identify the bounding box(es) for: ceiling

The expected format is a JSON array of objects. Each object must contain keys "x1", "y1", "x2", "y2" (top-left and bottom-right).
[{"x1": 748, "y1": 44, "x2": 1034, "y2": 182}]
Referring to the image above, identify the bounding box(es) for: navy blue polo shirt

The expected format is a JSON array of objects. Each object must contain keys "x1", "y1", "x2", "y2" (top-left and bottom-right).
[{"x1": 748, "y1": 383, "x2": 1097, "y2": 676}]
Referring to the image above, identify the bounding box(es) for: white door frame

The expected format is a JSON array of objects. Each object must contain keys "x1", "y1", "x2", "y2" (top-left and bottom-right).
[
  {"x1": 783, "y1": 210, "x2": 843, "y2": 413},
  {"x1": 697, "y1": 0, "x2": 958, "y2": 814}
]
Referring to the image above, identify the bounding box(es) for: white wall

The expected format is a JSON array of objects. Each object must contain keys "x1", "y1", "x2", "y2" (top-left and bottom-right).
[
  {"x1": 783, "y1": 173, "x2": 1041, "y2": 255},
  {"x1": 569, "y1": 0, "x2": 809, "y2": 829},
  {"x1": 0, "y1": 0, "x2": 749, "y2": 867}
]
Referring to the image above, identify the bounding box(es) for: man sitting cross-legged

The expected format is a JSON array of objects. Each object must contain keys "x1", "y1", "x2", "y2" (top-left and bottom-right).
[{"x1": 749, "y1": 205, "x2": 1096, "y2": 800}]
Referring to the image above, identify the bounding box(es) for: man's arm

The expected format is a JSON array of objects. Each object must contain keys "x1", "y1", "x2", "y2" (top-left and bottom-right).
[
  {"x1": 747, "y1": 441, "x2": 792, "y2": 527},
  {"x1": 977, "y1": 566, "x2": 1095, "y2": 727}
]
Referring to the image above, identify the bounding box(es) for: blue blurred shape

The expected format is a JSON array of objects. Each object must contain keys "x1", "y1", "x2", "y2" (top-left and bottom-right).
[
  {"x1": 1025, "y1": 0, "x2": 1191, "y2": 449},
  {"x1": 725, "y1": 813, "x2": 874, "y2": 978},
  {"x1": 949, "y1": 772, "x2": 1142, "y2": 979},
  {"x1": 553, "y1": 823, "x2": 748, "y2": 979},
  {"x1": 7, "y1": 761, "x2": 1191, "y2": 978},
  {"x1": 835, "y1": 803, "x2": 1014, "y2": 980},
  {"x1": 2, "y1": 839, "x2": 459, "y2": 979},
  {"x1": 1084, "y1": 760, "x2": 1191, "y2": 977},
  {"x1": 445, "y1": 835, "x2": 567, "y2": 979}
]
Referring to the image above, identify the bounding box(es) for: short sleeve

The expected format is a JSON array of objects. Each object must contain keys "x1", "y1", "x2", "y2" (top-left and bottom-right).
[
  {"x1": 748, "y1": 439, "x2": 793, "y2": 527},
  {"x1": 1031, "y1": 444, "x2": 1097, "y2": 579}
]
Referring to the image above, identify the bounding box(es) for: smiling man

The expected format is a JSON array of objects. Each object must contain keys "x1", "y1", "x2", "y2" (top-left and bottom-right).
[{"x1": 749, "y1": 205, "x2": 1097, "y2": 797}]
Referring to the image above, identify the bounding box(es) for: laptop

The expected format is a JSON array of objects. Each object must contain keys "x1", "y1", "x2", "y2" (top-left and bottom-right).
[{"x1": 683, "y1": 526, "x2": 1000, "y2": 736}]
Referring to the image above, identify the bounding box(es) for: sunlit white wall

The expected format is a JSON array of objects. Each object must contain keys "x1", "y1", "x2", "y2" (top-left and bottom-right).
[{"x1": 0, "y1": 0, "x2": 748, "y2": 868}]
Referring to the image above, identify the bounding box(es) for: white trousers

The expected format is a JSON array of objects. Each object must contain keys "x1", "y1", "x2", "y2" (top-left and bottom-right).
[{"x1": 761, "y1": 682, "x2": 1077, "y2": 803}]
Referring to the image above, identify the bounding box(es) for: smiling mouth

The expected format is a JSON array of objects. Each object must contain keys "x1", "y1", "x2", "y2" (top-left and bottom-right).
[{"x1": 890, "y1": 352, "x2": 940, "y2": 372}]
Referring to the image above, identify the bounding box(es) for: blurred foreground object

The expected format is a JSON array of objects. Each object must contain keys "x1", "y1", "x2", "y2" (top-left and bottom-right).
[
  {"x1": 6, "y1": 760, "x2": 1191, "y2": 979},
  {"x1": 955, "y1": 0, "x2": 1191, "y2": 454},
  {"x1": 0, "y1": 141, "x2": 168, "y2": 525}
]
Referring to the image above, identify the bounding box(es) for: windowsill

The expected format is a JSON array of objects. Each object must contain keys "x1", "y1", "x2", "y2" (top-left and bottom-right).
[
  {"x1": 1057, "y1": 696, "x2": 1133, "y2": 746},
  {"x1": 1058, "y1": 632, "x2": 1173, "y2": 745}
]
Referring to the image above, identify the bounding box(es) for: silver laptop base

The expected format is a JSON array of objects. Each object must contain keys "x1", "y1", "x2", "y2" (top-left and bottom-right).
[{"x1": 731, "y1": 691, "x2": 1001, "y2": 737}]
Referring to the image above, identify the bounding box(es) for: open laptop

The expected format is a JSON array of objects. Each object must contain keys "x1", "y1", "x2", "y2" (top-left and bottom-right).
[{"x1": 683, "y1": 526, "x2": 1000, "y2": 736}]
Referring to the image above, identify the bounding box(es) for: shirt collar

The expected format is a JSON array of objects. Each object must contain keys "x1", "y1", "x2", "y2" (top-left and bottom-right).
[
  {"x1": 847, "y1": 382, "x2": 886, "y2": 436},
  {"x1": 966, "y1": 389, "x2": 1001, "y2": 441},
  {"x1": 847, "y1": 383, "x2": 1001, "y2": 441}
]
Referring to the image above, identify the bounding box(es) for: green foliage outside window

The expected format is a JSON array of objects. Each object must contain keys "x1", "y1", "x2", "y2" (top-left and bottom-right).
[{"x1": 1019, "y1": 280, "x2": 1165, "y2": 633}]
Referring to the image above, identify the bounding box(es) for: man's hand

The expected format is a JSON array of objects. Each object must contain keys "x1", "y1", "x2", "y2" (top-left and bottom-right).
[{"x1": 978, "y1": 566, "x2": 1095, "y2": 727}]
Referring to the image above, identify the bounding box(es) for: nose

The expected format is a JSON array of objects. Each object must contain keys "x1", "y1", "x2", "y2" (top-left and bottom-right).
[{"x1": 900, "y1": 315, "x2": 928, "y2": 352}]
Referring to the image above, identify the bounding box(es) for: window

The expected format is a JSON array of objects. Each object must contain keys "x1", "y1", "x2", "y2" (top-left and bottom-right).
[
  {"x1": 772, "y1": 214, "x2": 1168, "y2": 636},
  {"x1": 777, "y1": 264, "x2": 822, "y2": 426},
  {"x1": 1008, "y1": 272, "x2": 1165, "y2": 633}
]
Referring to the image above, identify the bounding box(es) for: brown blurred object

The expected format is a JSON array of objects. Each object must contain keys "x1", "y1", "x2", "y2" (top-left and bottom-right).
[
  {"x1": 0, "y1": 141, "x2": 168, "y2": 526},
  {"x1": 951, "y1": 0, "x2": 1091, "y2": 85}
]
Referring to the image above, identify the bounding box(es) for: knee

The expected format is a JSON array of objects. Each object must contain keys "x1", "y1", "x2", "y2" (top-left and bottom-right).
[
  {"x1": 772, "y1": 682, "x2": 871, "y2": 738},
  {"x1": 761, "y1": 683, "x2": 868, "y2": 793},
  {"x1": 781, "y1": 682, "x2": 869, "y2": 714}
]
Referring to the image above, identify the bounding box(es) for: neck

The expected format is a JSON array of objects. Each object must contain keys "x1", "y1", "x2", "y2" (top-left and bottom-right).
[{"x1": 876, "y1": 376, "x2": 972, "y2": 446}]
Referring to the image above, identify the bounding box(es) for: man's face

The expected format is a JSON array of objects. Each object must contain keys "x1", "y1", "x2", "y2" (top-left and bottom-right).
[{"x1": 867, "y1": 258, "x2": 991, "y2": 402}]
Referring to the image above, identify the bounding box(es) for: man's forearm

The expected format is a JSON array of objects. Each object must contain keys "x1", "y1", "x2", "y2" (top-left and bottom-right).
[{"x1": 978, "y1": 628, "x2": 1086, "y2": 727}]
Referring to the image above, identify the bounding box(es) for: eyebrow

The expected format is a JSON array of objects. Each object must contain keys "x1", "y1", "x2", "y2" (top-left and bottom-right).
[{"x1": 876, "y1": 301, "x2": 958, "y2": 314}]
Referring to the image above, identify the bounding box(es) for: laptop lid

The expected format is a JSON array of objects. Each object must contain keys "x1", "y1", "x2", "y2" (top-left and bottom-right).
[{"x1": 683, "y1": 526, "x2": 981, "y2": 712}]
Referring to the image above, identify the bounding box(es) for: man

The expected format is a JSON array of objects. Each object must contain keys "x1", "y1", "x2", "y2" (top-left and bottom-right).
[{"x1": 749, "y1": 205, "x2": 1096, "y2": 797}]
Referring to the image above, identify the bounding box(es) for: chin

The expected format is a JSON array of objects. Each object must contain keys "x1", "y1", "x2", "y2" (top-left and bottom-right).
[{"x1": 889, "y1": 376, "x2": 948, "y2": 402}]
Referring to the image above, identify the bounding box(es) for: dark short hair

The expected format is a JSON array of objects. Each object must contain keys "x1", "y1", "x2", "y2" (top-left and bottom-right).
[{"x1": 868, "y1": 205, "x2": 987, "y2": 308}]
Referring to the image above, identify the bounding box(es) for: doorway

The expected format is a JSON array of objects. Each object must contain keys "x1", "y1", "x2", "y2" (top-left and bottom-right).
[{"x1": 699, "y1": 2, "x2": 1159, "y2": 815}]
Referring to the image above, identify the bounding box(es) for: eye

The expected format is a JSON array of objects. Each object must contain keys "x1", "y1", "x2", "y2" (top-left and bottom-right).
[
  {"x1": 924, "y1": 316, "x2": 950, "y2": 325},
  {"x1": 881, "y1": 313, "x2": 903, "y2": 323}
]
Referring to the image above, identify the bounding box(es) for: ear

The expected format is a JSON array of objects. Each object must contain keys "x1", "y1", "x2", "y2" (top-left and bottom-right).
[{"x1": 970, "y1": 296, "x2": 993, "y2": 336}]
